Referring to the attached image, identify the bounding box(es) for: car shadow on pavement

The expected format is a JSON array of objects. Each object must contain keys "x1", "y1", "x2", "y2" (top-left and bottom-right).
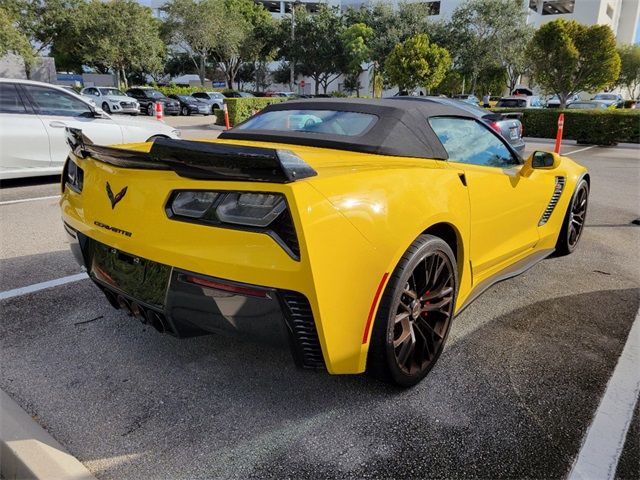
[{"x1": 1, "y1": 282, "x2": 638, "y2": 479}]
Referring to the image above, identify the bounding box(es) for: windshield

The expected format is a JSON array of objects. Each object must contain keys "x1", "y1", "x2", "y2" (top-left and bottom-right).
[
  {"x1": 177, "y1": 95, "x2": 192, "y2": 101},
  {"x1": 99, "y1": 88, "x2": 125, "y2": 96},
  {"x1": 145, "y1": 90, "x2": 165, "y2": 98},
  {"x1": 594, "y1": 94, "x2": 616, "y2": 100},
  {"x1": 237, "y1": 110, "x2": 377, "y2": 136}
]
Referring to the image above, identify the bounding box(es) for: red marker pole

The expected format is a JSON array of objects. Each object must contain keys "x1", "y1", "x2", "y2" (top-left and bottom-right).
[
  {"x1": 554, "y1": 113, "x2": 564, "y2": 154},
  {"x1": 155, "y1": 101, "x2": 163, "y2": 121},
  {"x1": 223, "y1": 103, "x2": 230, "y2": 129}
]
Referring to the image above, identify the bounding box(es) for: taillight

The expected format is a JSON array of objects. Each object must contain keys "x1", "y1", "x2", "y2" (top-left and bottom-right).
[
  {"x1": 519, "y1": 123, "x2": 524, "y2": 137},
  {"x1": 489, "y1": 121, "x2": 501, "y2": 134},
  {"x1": 64, "y1": 157, "x2": 84, "y2": 193}
]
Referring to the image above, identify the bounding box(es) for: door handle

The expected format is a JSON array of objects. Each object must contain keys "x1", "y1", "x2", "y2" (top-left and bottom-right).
[{"x1": 49, "y1": 121, "x2": 67, "y2": 128}]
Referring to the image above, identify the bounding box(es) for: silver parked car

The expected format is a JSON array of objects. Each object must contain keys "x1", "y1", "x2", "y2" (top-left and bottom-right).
[
  {"x1": 81, "y1": 86, "x2": 139, "y2": 115},
  {"x1": 566, "y1": 100, "x2": 611, "y2": 110},
  {"x1": 191, "y1": 91, "x2": 226, "y2": 110},
  {"x1": 390, "y1": 96, "x2": 525, "y2": 155},
  {"x1": 452, "y1": 94, "x2": 480, "y2": 106},
  {"x1": 546, "y1": 93, "x2": 581, "y2": 108},
  {"x1": 496, "y1": 96, "x2": 544, "y2": 108}
]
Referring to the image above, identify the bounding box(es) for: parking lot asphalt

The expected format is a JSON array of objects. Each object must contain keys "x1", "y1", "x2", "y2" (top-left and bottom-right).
[{"x1": 0, "y1": 140, "x2": 638, "y2": 479}]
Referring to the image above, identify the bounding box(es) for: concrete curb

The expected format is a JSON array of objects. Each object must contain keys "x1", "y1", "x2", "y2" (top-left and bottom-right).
[{"x1": 0, "y1": 389, "x2": 95, "y2": 480}]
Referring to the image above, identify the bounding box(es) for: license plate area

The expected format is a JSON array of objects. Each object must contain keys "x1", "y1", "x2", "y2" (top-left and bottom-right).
[
  {"x1": 509, "y1": 127, "x2": 519, "y2": 139},
  {"x1": 89, "y1": 241, "x2": 171, "y2": 308}
]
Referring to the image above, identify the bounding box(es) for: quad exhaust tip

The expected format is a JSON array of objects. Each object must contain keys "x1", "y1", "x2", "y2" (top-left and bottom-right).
[{"x1": 109, "y1": 292, "x2": 166, "y2": 334}]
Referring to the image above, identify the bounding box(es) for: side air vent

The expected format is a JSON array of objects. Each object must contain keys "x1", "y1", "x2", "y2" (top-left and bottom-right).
[
  {"x1": 539, "y1": 176, "x2": 566, "y2": 226},
  {"x1": 280, "y1": 291, "x2": 325, "y2": 369}
]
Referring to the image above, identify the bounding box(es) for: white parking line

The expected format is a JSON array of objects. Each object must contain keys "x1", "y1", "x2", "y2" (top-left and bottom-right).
[
  {"x1": 0, "y1": 273, "x2": 88, "y2": 301},
  {"x1": 0, "y1": 195, "x2": 61, "y2": 206},
  {"x1": 568, "y1": 307, "x2": 640, "y2": 480},
  {"x1": 562, "y1": 146, "x2": 596, "y2": 156}
]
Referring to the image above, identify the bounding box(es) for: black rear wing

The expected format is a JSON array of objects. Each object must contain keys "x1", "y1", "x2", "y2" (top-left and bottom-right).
[
  {"x1": 65, "y1": 127, "x2": 317, "y2": 183},
  {"x1": 499, "y1": 112, "x2": 523, "y2": 120}
]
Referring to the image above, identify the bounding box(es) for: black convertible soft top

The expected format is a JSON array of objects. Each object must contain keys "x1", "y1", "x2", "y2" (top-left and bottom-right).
[{"x1": 218, "y1": 98, "x2": 478, "y2": 160}]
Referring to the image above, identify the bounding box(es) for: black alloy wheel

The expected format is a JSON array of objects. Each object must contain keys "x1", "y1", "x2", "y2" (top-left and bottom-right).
[
  {"x1": 101, "y1": 102, "x2": 111, "y2": 114},
  {"x1": 181, "y1": 106, "x2": 189, "y2": 116},
  {"x1": 556, "y1": 178, "x2": 589, "y2": 255},
  {"x1": 368, "y1": 234, "x2": 457, "y2": 387},
  {"x1": 147, "y1": 103, "x2": 155, "y2": 116}
]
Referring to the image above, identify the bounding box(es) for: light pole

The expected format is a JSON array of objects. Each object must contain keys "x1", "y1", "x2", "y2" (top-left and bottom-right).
[{"x1": 289, "y1": 0, "x2": 301, "y2": 92}]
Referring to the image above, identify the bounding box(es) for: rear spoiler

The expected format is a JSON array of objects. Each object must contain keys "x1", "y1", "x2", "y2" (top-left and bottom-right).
[
  {"x1": 499, "y1": 112, "x2": 523, "y2": 120},
  {"x1": 65, "y1": 127, "x2": 317, "y2": 183}
]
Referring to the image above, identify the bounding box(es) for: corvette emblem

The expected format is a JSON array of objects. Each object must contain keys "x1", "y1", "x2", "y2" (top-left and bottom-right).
[{"x1": 106, "y1": 182, "x2": 127, "y2": 209}]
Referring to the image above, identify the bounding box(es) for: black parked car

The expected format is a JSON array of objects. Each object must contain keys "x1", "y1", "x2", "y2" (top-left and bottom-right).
[
  {"x1": 125, "y1": 88, "x2": 180, "y2": 116},
  {"x1": 390, "y1": 96, "x2": 526, "y2": 155},
  {"x1": 168, "y1": 94, "x2": 211, "y2": 116}
]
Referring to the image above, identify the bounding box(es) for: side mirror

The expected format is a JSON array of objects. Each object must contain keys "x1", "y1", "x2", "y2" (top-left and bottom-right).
[
  {"x1": 521, "y1": 151, "x2": 560, "y2": 176},
  {"x1": 92, "y1": 107, "x2": 109, "y2": 118}
]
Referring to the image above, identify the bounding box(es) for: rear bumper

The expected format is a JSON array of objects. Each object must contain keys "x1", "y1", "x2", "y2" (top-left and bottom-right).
[{"x1": 64, "y1": 225, "x2": 325, "y2": 369}]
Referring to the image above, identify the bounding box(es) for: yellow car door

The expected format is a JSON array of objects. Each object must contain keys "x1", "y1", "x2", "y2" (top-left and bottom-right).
[{"x1": 429, "y1": 117, "x2": 553, "y2": 285}]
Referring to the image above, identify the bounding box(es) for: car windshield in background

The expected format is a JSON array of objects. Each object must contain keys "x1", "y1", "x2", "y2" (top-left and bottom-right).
[
  {"x1": 237, "y1": 110, "x2": 378, "y2": 136},
  {"x1": 594, "y1": 94, "x2": 616, "y2": 100},
  {"x1": 496, "y1": 99, "x2": 527, "y2": 108},
  {"x1": 146, "y1": 90, "x2": 165, "y2": 98},
  {"x1": 99, "y1": 88, "x2": 125, "y2": 96}
]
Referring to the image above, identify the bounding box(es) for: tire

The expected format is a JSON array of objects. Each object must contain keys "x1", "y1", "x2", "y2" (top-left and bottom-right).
[
  {"x1": 146, "y1": 104, "x2": 154, "y2": 116},
  {"x1": 101, "y1": 102, "x2": 111, "y2": 114},
  {"x1": 367, "y1": 234, "x2": 458, "y2": 387},
  {"x1": 555, "y1": 178, "x2": 589, "y2": 256},
  {"x1": 181, "y1": 106, "x2": 189, "y2": 116}
]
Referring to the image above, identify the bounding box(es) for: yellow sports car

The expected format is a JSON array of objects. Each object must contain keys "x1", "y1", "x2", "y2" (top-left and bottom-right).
[{"x1": 61, "y1": 99, "x2": 589, "y2": 387}]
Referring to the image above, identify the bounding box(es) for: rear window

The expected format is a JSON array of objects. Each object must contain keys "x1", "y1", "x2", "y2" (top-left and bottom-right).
[
  {"x1": 496, "y1": 98, "x2": 527, "y2": 108},
  {"x1": 237, "y1": 110, "x2": 377, "y2": 136}
]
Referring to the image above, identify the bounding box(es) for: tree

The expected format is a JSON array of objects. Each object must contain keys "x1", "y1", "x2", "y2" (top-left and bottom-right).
[
  {"x1": 616, "y1": 44, "x2": 640, "y2": 100},
  {"x1": 341, "y1": 22, "x2": 373, "y2": 97},
  {"x1": 163, "y1": 0, "x2": 224, "y2": 85},
  {"x1": 344, "y1": 2, "x2": 436, "y2": 96},
  {"x1": 53, "y1": 0, "x2": 165, "y2": 87},
  {"x1": 0, "y1": 0, "x2": 79, "y2": 55},
  {"x1": 501, "y1": 24, "x2": 534, "y2": 94},
  {"x1": 446, "y1": 0, "x2": 529, "y2": 94},
  {"x1": 527, "y1": 19, "x2": 621, "y2": 108},
  {"x1": 279, "y1": 6, "x2": 345, "y2": 95},
  {"x1": 1, "y1": 0, "x2": 80, "y2": 77},
  {"x1": 213, "y1": 0, "x2": 276, "y2": 90},
  {"x1": 0, "y1": 7, "x2": 34, "y2": 65},
  {"x1": 384, "y1": 33, "x2": 451, "y2": 93}
]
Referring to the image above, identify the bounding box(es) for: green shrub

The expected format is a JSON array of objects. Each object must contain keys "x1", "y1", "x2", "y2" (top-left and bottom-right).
[
  {"x1": 154, "y1": 85, "x2": 206, "y2": 96},
  {"x1": 214, "y1": 109, "x2": 224, "y2": 126},
  {"x1": 491, "y1": 108, "x2": 640, "y2": 144},
  {"x1": 222, "y1": 97, "x2": 287, "y2": 126}
]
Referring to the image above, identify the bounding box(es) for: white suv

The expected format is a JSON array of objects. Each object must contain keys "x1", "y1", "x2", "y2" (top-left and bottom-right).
[
  {"x1": 81, "y1": 86, "x2": 139, "y2": 115},
  {"x1": 0, "y1": 79, "x2": 180, "y2": 180}
]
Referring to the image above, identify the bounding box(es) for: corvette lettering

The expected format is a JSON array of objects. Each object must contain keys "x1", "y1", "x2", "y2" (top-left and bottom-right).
[{"x1": 94, "y1": 221, "x2": 132, "y2": 237}]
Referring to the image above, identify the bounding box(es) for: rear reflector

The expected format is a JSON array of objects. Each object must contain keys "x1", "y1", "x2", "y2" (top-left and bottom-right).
[
  {"x1": 184, "y1": 275, "x2": 269, "y2": 298},
  {"x1": 362, "y1": 272, "x2": 390, "y2": 344}
]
